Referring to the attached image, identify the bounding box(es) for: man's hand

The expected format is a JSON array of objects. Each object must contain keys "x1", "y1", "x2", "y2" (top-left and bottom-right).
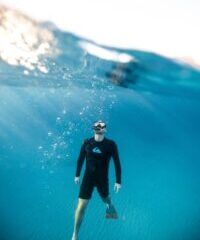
[
  {"x1": 114, "y1": 183, "x2": 121, "y2": 193},
  {"x1": 74, "y1": 176, "x2": 80, "y2": 184}
]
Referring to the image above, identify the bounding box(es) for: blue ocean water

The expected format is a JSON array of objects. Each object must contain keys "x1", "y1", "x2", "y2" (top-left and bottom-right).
[{"x1": 1, "y1": 8, "x2": 200, "y2": 240}]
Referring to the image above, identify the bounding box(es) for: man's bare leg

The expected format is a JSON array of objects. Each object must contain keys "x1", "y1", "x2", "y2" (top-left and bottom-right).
[{"x1": 72, "y1": 198, "x2": 89, "y2": 240}]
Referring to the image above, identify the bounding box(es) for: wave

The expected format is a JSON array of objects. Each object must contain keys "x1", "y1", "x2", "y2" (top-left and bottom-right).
[{"x1": 0, "y1": 5, "x2": 200, "y2": 99}]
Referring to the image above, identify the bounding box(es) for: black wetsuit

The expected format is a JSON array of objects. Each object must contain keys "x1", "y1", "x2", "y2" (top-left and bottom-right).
[{"x1": 75, "y1": 136, "x2": 121, "y2": 199}]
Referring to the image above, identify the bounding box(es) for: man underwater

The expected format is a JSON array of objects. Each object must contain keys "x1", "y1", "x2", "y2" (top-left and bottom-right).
[{"x1": 71, "y1": 120, "x2": 122, "y2": 240}]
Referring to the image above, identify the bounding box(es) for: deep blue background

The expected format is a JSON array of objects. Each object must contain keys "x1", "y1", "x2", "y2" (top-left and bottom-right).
[{"x1": 0, "y1": 25, "x2": 200, "y2": 240}]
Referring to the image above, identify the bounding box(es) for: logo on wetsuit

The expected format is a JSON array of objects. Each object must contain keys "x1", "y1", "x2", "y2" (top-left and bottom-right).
[{"x1": 92, "y1": 147, "x2": 102, "y2": 154}]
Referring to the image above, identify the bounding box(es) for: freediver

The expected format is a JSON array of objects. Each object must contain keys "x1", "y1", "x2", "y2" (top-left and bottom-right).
[{"x1": 71, "y1": 120, "x2": 122, "y2": 240}]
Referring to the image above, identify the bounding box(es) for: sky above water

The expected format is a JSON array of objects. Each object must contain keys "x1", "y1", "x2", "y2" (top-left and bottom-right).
[{"x1": 0, "y1": 0, "x2": 200, "y2": 65}]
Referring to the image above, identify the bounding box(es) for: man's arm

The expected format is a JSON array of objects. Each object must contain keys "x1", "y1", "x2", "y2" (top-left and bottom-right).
[
  {"x1": 75, "y1": 139, "x2": 87, "y2": 177},
  {"x1": 112, "y1": 141, "x2": 121, "y2": 184}
]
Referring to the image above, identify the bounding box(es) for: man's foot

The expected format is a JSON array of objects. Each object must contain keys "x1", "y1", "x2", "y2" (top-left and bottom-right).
[
  {"x1": 105, "y1": 204, "x2": 118, "y2": 219},
  {"x1": 71, "y1": 232, "x2": 78, "y2": 240}
]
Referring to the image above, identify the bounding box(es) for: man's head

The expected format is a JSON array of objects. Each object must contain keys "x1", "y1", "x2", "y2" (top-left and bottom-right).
[{"x1": 92, "y1": 120, "x2": 107, "y2": 135}]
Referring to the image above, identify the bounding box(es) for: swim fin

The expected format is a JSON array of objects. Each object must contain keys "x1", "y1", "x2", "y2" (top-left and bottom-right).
[{"x1": 105, "y1": 204, "x2": 118, "y2": 219}]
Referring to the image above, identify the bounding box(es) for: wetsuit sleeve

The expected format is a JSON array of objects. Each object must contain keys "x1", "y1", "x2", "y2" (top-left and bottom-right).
[
  {"x1": 75, "y1": 139, "x2": 87, "y2": 177},
  {"x1": 112, "y1": 141, "x2": 122, "y2": 184}
]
